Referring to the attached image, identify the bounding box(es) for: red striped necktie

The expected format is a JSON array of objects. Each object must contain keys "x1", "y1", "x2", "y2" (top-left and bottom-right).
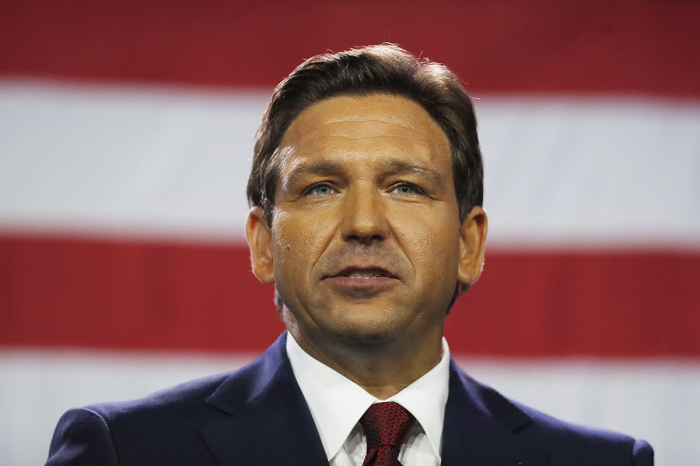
[{"x1": 359, "y1": 402, "x2": 416, "y2": 466}]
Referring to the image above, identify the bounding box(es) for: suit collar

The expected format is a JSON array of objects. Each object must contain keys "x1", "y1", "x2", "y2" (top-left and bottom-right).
[
  {"x1": 198, "y1": 334, "x2": 549, "y2": 466},
  {"x1": 441, "y1": 359, "x2": 550, "y2": 465},
  {"x1": 200, "y1": 332, "x2": 328, "y2": 465}
]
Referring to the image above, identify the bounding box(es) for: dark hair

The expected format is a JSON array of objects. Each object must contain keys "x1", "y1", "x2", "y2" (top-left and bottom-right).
[{"x1": 247, "y1": 43, "x2": 483, "y2": 226}]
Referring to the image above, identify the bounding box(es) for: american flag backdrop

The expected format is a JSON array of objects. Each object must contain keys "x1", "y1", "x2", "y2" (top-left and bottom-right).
[{"x1": 1, "y1": 1, "x2": 699, "y2": 464}]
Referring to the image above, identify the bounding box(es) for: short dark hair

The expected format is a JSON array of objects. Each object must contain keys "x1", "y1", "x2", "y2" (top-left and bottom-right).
[{"x1": 247, "y1": 43, "x2": 483, "y2": 226}]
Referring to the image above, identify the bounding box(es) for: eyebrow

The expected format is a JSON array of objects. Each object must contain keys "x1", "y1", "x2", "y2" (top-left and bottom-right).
[
  {"x1": 283, "y1": 160, "x2": 345, "y2": 188},
  {"x1": 378, "y1": 159, "x2": 446, "y2": 186},
  {"x1": 283, "y1": 158, "x2": 447, "y2": 188}
]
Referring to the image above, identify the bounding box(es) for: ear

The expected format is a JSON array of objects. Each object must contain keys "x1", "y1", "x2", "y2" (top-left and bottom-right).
[
  {"x1": 457, "y1": 206, "x2": 488, "y2": 285},
  {"x1": 245, "y1": 207, "x2": 275, "y2": 284}
]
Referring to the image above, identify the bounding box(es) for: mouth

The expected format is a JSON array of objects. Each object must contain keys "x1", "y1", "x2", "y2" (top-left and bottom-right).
[
  {"x1": 322, "y1": 266, "x2": 400, "y2": 295},
  {"x1": 330, "y1": 267, "x2": 398, "y2": 280}
]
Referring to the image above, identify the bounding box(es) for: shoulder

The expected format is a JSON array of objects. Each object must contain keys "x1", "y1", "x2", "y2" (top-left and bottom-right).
[
  {"x1": 85, "y1": 370, "x2": 231, "y2": 426},
  {"x1": 46, "y1": 371, "x2": 233, "y2": 465},
  {"x1": 448, "y1": 361, "x2": 654, "y2": 465},
  {"x1": 512, "y1": 399, "x2": 654, "y2": 465},
  {"x1": 47, "y1": 334, "x2": 290, "y2": 465}
]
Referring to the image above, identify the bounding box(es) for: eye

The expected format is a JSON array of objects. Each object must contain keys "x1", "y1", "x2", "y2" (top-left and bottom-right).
[
  {"x1": 309, "y1": 183, "x2": 335, "y2": 195},
  {"x1": 391, "y1": 183, "x2": 419, "y2": 195}
]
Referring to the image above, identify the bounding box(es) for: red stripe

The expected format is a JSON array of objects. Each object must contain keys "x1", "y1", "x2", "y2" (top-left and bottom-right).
[
  {"x1": 1, "y1": 0, "x2": 699, "y2": 97},
  {"x1": 2, "y1": 234, "x2": 698, "y2": 357}
]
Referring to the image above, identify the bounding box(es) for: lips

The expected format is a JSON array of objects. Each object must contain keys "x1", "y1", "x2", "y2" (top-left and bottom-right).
[
  {"x1": 328, "y1": 266, "x2": 398, "y2": 280},
  {"x1": 321, "y1": 264, "x2": 400, "y2": 295}
]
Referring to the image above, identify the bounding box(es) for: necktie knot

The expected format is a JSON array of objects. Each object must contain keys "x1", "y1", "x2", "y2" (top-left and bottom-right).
[{"x1": 359, "y1": 402, "x2": 415, "y2": 466}]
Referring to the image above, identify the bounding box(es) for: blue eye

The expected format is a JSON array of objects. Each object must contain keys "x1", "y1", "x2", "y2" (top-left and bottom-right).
[
  {"x1": 311, "y1": 184, "x2": 335, "y2": 195},
  {"x1": 392, "y1": 184, "x2": 417, "y2": 194}
]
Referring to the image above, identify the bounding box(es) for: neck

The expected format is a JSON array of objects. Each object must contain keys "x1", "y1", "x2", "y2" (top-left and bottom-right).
[{"x1": 288, "y1": 325, "x2": 444, "y2": 400}]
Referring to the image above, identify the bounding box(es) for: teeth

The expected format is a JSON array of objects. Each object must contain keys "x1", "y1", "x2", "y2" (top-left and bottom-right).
[{"x1": 348, "y1": 273, "x2": 381, "y2": 279}]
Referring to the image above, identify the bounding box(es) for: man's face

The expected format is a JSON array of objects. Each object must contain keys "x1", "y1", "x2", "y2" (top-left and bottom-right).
[{"x1": 247, "y1": 93, "x2": 486, "y2": 360}]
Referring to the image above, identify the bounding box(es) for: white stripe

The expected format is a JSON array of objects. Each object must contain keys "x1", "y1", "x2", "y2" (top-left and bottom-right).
[
  {"x1": 0, "y1": 80, "x2": 267, "y2": 241},
  {"x1": 1, "y1": 350, "x2": 696, "y2": 465},
  {"x1": 2, "y1": 81, "x2": 699, "y2": 247},
  {"x1": 477, "y1": 96, "x2": 700, "y2": 249}
]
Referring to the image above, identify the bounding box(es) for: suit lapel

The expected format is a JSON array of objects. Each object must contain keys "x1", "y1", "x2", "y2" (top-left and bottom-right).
[
  {"x1": 198, "y1": 336, "x2": 550, "y2": 465},
  {"x1": 199, "y1": 333, "x2": 328, "y2": 466},
  {"x1": 441, "y1": 360, "x2": 550, "y2": 466}
]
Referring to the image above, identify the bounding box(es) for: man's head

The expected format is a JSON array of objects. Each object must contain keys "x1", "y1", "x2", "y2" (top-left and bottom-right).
[
  {"x1": 247, "y1": 43, "x2": 483, "y2": 227},
  {"x1": 245, "y1": 44, "x2": 487, "y2": 367}
]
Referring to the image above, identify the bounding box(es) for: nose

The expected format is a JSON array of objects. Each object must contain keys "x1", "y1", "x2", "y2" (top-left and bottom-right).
[{"x1": 340, "y1": 186, "x2": 389, "y2": 244}]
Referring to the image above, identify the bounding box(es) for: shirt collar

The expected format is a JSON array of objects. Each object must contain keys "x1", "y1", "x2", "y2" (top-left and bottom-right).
[{"x1": 286, "y1": 333, "x2": 450, "y2": 461}]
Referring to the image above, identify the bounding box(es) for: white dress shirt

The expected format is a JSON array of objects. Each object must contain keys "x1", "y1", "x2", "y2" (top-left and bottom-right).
[{"x1": 286, "y1": 334, "x2": 450, "y2": 466}]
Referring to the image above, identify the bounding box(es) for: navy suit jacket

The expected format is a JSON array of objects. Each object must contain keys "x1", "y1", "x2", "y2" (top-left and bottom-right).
[{"x1": 47, "y1": 332, "x2": 653, "y2": 465}]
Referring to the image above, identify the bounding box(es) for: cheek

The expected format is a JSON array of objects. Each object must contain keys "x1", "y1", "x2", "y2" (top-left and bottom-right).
[
  {"x1": 272, "y1": 212, "x2": 334, "y2": 272},
  {"x1": 394, "y1": 213, "x2": 461, "y2": 276}
]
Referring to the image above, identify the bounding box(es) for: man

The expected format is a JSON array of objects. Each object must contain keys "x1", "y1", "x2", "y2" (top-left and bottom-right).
[{"x1": 46, "y1": 44, "x2": 654, "y2": 465}]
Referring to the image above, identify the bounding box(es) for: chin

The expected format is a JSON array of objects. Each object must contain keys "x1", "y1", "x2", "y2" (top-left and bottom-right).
[{"x1": 326, "y1": 322, "x2": 398, "y2": 346}]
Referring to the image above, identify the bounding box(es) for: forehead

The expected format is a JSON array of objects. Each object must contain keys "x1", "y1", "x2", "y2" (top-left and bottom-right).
[{"x1": 277, "y1": 94, "x2": 451, "y2": 171}]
